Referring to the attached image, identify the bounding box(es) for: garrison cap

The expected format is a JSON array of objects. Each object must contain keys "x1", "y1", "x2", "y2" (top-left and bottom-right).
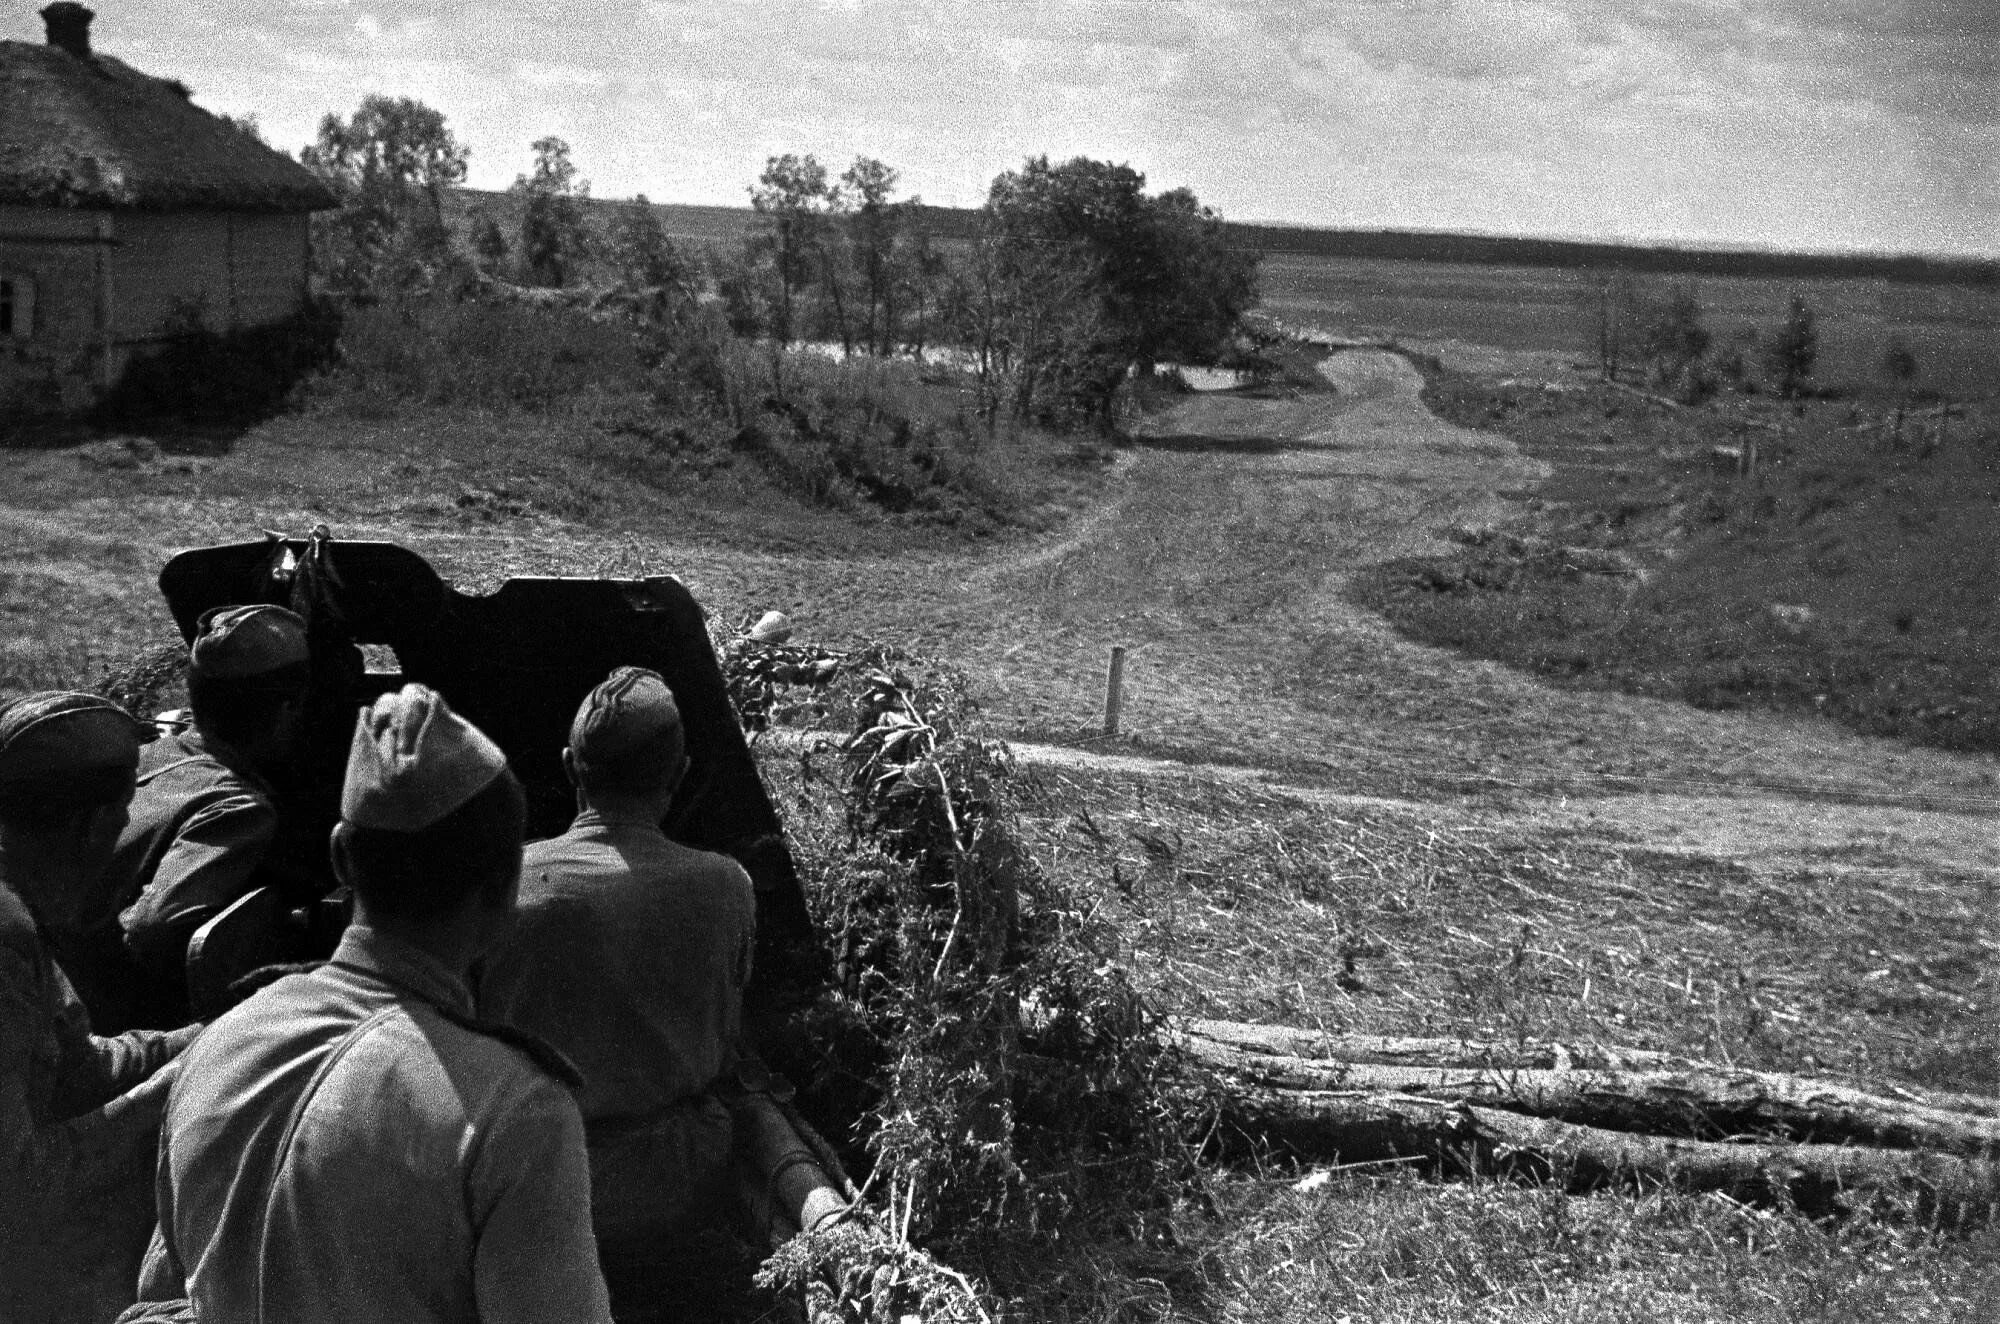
[
  {"x1": 341, "y1": 684, "x2": 508, "y2": 832},
  {"x1": 189, "y1": 604, "x2": 309, "y2": 680},
  {"x1": 0, "y1": 691, "x2": 145, "y2": 790},
  {"x1": 568, "y1": 666, "x2": 682, "y2": 768}
]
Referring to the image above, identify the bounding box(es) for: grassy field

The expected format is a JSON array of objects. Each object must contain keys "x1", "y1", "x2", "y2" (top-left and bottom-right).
[
  {"x1": 1257, "y1": 252, "x2": 2000, "y2": 400},
  {"x1": 1355, "y1": 372, "x2": 2000, "y2": 759}
]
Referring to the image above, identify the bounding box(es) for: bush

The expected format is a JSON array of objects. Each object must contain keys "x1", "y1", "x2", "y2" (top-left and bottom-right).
[
  {"x1": 322, "y1": 294, "x2": 647, "y2": 412},
  {"x1": 1765, "y1": 294, "x2": 1819, "y2": 398},
  {"x1": 709, "y1": 345, "x2": 1008, "y2": 519},
  {"x1": 1636, "y1": 284, "x2": 1711, "y2": 388},
  {"x1": 746, "y1": 656, "x2": 1195, "y2": 1256}
]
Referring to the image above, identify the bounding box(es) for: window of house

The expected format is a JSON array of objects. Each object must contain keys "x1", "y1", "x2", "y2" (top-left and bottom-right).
[{"x1": 0, "y1": 275, "x2": 34, "y2": 340}]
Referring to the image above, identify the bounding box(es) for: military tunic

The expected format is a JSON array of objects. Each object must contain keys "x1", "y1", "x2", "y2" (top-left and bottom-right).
[
  {"x1": 478, "y1": 810, "x2": 757, "y2": 1236},
  {"x1": 117, "y1": 729, "x2": 284, "y2": 1019},
  {"x1": 135, "y1": 923, "x2": 612, "y2": 1324},
  {"x1": 0, "y1": 880, "x2": 197, "y2": 1324}
]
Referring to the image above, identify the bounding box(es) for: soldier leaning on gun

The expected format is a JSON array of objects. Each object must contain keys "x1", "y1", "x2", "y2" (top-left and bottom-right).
[
  {"x1": 0, "y1": 693, "x2": 201, "y2": 1324},
  {"x1": 478, "y1": 667, "x2": 780, "y2": 1302},
  {"x1": 60, "y1": 605, "x2": 313, "y2": 1031}
]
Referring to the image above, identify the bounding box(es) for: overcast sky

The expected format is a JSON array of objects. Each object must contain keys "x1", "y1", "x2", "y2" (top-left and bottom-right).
[{"x1": 24, "y1": 0, "x2": 1999, "y2": 257}]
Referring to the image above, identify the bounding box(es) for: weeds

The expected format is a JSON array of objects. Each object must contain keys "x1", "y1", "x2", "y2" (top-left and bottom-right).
[
  {"x1": 318, "y1": 295, "x2": 647, "y2": 413},
  {"x1": 736, "y1": 646, "x2": 1207, "y2": 1316},
  {"x1": 1381, "y1": 368, "x2": 2000, "y2": 756}
]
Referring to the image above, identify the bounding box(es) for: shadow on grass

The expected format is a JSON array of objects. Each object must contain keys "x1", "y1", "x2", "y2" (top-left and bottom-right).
[{"x1": 0, "y1": 414, "x2": 262, "y2": 458}]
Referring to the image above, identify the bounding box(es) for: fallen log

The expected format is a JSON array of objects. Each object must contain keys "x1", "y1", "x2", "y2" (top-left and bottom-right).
[
  {"x1": 1219, "y1": 1086, "x2": 2000, "y2": 1227},
  {"x1": 1177, "y1": 1027, "x2": 2000, "y2": 1160},
  {"x1": 1180, "y1": 1018, "x2": 1682, "y2": 1072},
  {"x1": 1180, "y1": 1019, "x2": 2000, "y2": 1141}
]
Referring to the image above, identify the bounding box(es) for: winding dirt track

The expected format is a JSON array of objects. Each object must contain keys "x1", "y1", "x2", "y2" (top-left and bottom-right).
[{"x1": 943, "y1": 349, "x2": 2000, "y2": 890}]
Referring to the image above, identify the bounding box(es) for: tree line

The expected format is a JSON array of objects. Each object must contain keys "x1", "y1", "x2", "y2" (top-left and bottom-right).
[
  {"x1": 1581, "y1": 272, "x2": 1922, "y2": 403},
  {"x1": 296, "y1": 95, "x2": 1259, "y2": 429}
]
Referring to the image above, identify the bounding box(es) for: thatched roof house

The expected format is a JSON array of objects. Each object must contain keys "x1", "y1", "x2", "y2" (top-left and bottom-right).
[{"x1": 1, "y1": 3, "x2": 336, "y2": 413}]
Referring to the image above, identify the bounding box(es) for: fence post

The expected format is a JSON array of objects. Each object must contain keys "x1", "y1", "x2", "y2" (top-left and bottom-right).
[{"x1": 1103, "y1": 645, "x2": 1127, "y2": 737}]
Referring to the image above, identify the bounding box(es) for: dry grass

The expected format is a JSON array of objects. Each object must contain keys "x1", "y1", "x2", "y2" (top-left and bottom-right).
[
  {"x1": 1189, "y1": 1170, "x2": 2000, "y2": 1324},
  {"x1": 1008, "y1": 766, "x2": 1998, "y2": 1098}
]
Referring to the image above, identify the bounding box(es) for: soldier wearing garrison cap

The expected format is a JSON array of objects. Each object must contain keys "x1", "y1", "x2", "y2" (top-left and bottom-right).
[
  {"x1": 480, "y1": 666, "x2": 759, "y2": 1305},
  {"x1": 135, "y1": 684, "x2": 612, "y2": 1323},
  {"x1": 0, "y1": 692, "x2": 202, "y2": 1324},
  {"x1": 65, "y1": 605, "x2": 314, "y2": 1030}
]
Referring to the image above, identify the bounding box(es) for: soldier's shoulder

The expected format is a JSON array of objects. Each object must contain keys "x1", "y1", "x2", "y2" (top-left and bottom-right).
[
  {"x1": 137, "y1": 734, "x2": 263, "y2": 799},
  {"x1": 662, "y1": 839, "x2": 753, "y2": 884},
  {"x1": 406, "y1": 997, "x2": 585, "y2": 1093}
]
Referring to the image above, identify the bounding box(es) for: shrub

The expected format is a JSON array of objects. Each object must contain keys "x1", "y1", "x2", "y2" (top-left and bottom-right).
[
  {"x1": 744, "y1": 656, "x2": 1195, "y2": 1252},
  {"x1": 1880, "y1": 336, "x2": 1919, "y2": 389},
  {"x1": 1765, "y1": 294, "x2": 1819, "y2": 398},
  {"x1": 322, "y1": 295, "x2": 647, "y2": 412},
  {"x1": 1635, "y1": 284, "x2": 1711, "y2": 387},
  {"x1": 707, "y1": 345, "x2": 1009, "y2": 519}
]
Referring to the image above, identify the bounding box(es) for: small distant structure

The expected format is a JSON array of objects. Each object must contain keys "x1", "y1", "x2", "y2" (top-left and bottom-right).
[{"x1": 0, "y1": 4, "x2": 337, "y2": 413}]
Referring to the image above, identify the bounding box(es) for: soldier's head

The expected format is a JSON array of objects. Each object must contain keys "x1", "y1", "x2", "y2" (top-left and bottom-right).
[
  {"x1": 331, "y1": 685, "x2": 524, "y2": 955},
  {"x1": 0, "y1": 691, "x2": 147, "y2": 927},
  {"x1": 186, "y1": 604, "x2": 310, "y2": 767},
  {"x1": 562, "y1": 666, "x2": 688, "y2": 818}
]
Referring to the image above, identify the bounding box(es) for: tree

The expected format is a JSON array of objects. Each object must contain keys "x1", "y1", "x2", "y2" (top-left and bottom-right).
[
  {"x1": 951, "y1": 231, "x2": 1114, "y2": 428},
  {"x1": 841, "y1": 157, "x2": 910, "y2": 356},
  {"x1": 747, "y1": 154, "x2": 844, "y2": 347},
  {"x1": 468, "y1": 206, "x2": 510, "y2": 277},
  {"x1": 1632, "y1": 282, "x2": 1710, "y2": 389},
  {"x1": 512, "y1": 136, "x2": 590, "y2": 288},
  {"x1": 1880, "y1": 335, "x2": 1920, "y2": 447},
  {"x1": 611, "y1": 196, "x2": 691, "y2": 290},
  {"x1": 984, "y1": 156, "x2": 1257, "y2": 383},
  {"x1": 1764, "y1": 293, "x2": 1819, "y2": 398},
  {"x1": 1582, "y1": 268, "x2": 1649, "y2": 382},
  {"x1": 898, "y1": 225, "x2": 951, "y2": 359},
  {"x1": 1141, "y1": 186, "x2": 1261, "y2": 368},
  {"x1": 302, "y1": 95, "x2": 470, "y2": 298}
]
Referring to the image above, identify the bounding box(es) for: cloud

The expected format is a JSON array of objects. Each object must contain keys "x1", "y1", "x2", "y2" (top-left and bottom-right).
[{"x1": 18, "y1": 0, "x2": 1994, "y2": 256}]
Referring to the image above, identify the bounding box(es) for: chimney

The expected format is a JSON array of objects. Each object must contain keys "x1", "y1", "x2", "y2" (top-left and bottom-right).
[{"x1": 41, "y1": 3, "x2": 95, "y2": 58}]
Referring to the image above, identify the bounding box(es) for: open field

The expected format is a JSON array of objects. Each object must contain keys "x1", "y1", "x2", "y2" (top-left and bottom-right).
[
  {"x1": 1258, "y1": 252, "x2": 2000, "y2": 399},
  {"x1": 5, "y1": 310, "x2": 1998, "y2": 1316}
]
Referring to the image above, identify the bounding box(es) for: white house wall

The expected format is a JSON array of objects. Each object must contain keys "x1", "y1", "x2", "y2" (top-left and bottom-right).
[
  {"x1": 0, "y1": 203, "x2": 110, "y2": 411},
  {"x1": 111, "y1": 212, "x2": 311, "y2": 343},
  {"x1": 1, "y1": 206, "x2": 313, "y2": 414}
]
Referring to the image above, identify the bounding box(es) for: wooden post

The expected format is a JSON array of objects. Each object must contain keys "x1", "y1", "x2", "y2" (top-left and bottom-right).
[{"x1": 1103, "y1": 645, "x2": 1127, "y2": 737}]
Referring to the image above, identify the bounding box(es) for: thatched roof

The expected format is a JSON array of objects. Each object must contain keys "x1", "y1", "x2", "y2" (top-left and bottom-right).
[{"x1": 0, "y1": 38, "x2": 337, "y2": 213}]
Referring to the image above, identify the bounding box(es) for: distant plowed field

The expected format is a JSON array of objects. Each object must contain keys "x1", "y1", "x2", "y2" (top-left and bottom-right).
[{"x1": 1258, "y1": 251, "x2": 1999, "y2": 398}]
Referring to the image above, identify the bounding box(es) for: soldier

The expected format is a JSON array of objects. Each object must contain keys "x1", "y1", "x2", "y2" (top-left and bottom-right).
[
  {"x1": 63, "y1": 604, "x2": 313, "y2": 1031},
  {"x1": 133, "y1": 684, "x2": 612, "y2": 1323},
  {"x1": 478, "y1": 667, "x2": 762, "y2": 1296},
  {"x1": 0, "y1": 692, "x2": 201, "y2": 1324}
]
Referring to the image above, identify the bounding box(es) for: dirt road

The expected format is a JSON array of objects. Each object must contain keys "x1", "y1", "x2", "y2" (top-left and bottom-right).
[{"x1": 893, "y1": 348, "x2": 1999, "y2": 893}]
